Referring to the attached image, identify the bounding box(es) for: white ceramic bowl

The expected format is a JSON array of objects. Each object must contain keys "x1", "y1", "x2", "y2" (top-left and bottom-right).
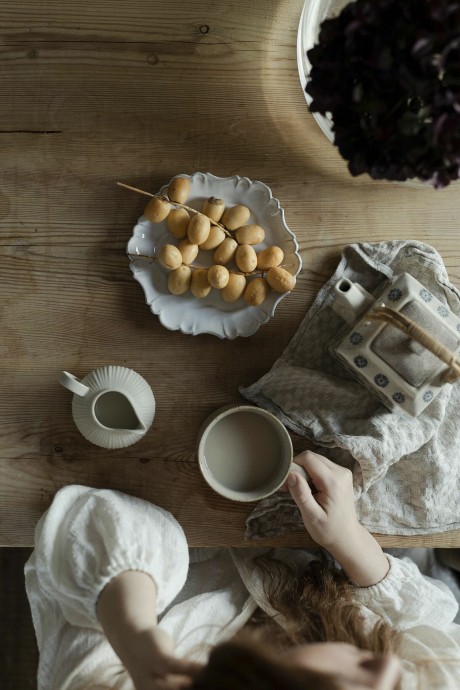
[
  {"x1": 126, "y1": 172, "x2": 302, "y2": 339},
  {"x1": 297, "y1": 0, "x2": 351, "y2": 143},
  {"x1": 297, "y1": 0, "x2": 432, "y2": 189}
]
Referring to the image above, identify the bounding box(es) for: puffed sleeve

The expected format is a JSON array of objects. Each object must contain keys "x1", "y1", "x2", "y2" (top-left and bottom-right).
[
  {"x1": 353, "y1": 554, "x2": 459, "y2": 630},
  {"x1": 32, "y1": 485, "x2": 189, "y2": 630}
]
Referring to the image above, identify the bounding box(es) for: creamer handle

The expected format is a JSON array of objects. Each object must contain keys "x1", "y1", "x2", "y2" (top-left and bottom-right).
[{"x1": 59, "y1": 371, "x2": 90, "y2": 397}]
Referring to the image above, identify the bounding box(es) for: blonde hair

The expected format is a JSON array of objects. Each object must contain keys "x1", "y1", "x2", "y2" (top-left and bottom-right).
[
  {"x1": 252, "y1": 551, "x2": 397, "y2": 652},
  {"x1": 190, "y1": 552, "x2": 399, "y2": 690},
  {"x1": 84, "y1": 553, "x2": 399, "y2": 690}
]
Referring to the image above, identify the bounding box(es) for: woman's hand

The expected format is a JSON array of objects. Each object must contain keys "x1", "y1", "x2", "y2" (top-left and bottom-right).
[
  {"x1": 97, "y1": 571, "x2": 202, "y2": 690},
  {"x1": 123, "y1": 627, "x2": 202, "y2": 690},
  {"x1": 287, "y1": 451, "x2": 390, "y2": 587},
  {"x1": 288, "y1": 451, "x2": 360, "y2": 550}
]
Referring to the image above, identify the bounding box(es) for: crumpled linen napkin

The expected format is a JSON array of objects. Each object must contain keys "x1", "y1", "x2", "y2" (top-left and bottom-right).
[{"x1": 241, "y1": 241, "x2": 460, "y2": 538}]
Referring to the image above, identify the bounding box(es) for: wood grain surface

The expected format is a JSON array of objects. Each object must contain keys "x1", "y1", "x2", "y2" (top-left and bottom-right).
[{"x1": 1, "y1": 0, "x2": 459, "y2": 547}]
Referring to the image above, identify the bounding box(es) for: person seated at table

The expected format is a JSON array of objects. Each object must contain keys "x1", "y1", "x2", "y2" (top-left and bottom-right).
[{"x1": 25, "y1": 451, "x2": 460, "y2": 690}]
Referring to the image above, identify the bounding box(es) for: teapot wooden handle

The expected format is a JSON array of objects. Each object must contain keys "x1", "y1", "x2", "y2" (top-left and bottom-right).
[{"x1": 368, "y1": 306, "x2": 460, "y2": 383}]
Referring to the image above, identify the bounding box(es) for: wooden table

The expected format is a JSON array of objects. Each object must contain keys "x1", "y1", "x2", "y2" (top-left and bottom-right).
[{"x1": 1, "y1": 0, "x2": 459, "y2": 548}]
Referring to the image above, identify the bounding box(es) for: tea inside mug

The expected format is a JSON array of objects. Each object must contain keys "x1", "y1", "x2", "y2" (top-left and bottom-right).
[{"x1": 203, "y1": 410, "x2": 283, "y2": 492}]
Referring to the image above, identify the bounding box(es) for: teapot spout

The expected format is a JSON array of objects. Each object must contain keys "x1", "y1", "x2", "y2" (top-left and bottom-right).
[{"x1": 332, "y1": 278, "x2": 374, "y2": 324}]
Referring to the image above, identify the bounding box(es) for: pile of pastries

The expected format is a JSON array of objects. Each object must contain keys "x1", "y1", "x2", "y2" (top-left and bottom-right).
[{"x1": 144, "y1": 177, "x2": 296, "y2": 306}]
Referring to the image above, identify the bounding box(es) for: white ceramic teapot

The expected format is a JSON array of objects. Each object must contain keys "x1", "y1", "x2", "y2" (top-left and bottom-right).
[
  {"x1": 330, "y1": 272, "x2": 460, "y2": 416},
  {"x1": 59, "y1": 365, "x2": 155, "y2": 448}
]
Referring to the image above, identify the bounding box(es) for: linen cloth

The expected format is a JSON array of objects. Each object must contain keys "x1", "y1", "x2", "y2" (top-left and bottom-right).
[
  {"x1": 25, "y1": 486, "x2": 460, "y2": 690},
  {"x1": 240, "y1": 240, "x2": 460, "y2": 537}
]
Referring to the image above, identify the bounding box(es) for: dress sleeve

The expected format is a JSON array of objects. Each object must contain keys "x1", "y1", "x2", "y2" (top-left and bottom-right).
[
  {"x1": 32, "y1": 485, "x2": 189, "y2": 630},
  {"x1": 353, "y1": 554, "x2": 459, "y2": 630}
]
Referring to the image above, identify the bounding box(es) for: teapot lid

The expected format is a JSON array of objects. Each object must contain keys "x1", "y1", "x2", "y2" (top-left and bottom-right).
[{"x1": 372, "y1": 300, "x2": 459, "y2": 387}]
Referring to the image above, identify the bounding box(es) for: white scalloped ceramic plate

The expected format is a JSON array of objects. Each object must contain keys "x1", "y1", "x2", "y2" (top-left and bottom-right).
[{"x1": 126, "y1": 172, "x2": 302, "y2": 339}]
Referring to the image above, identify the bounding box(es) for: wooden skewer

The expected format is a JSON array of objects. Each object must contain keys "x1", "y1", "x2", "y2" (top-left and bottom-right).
[
  {"x1": 117, "y1": 182, "x2": 154, "y2": 198},
  {"x1": 117, "y1": 181, "x2": 232, "y2": 237},
  {"x1": 127, "y1": 252, "x2": 268, "y2": 277}
]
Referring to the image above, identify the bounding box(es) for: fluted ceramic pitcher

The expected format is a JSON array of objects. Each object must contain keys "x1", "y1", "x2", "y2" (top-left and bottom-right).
[{"x1": 59, "y1": 366, "x2": 155, "y2": 448}]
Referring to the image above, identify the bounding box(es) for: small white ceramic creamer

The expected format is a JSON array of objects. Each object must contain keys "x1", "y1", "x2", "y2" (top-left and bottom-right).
[{"x1": 59, "y1": 366, "x2": 155, "y2": 448}]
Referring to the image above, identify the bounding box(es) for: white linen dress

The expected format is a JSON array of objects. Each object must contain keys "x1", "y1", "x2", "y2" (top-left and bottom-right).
[{"x1": 25, "y1": 486, "x2": 460, "y2": 690}]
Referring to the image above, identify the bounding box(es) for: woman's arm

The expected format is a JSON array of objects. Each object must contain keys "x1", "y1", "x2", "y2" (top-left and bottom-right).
[
  {"x1": 288, "y1": 454, "x2": 460, "y2": 632},
  {"x1": 96, "y1": 570, "x2": 160, "y2": 662},
  {"x1": 28, "y1": 486, "x2": 197, "y2": 689},
  {"x1": 97, "y1": 570, "x2": 202, "y2": 690},
  {"x1": 287, "y1": 451, "x2": 389, "y2": 587}
]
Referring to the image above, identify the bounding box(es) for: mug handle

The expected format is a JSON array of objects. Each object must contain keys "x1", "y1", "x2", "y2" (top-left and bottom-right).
[
  {"x1": 59, "y1": 371, "x2": 90, "y2": 397},
  {"x1": 290, "y1": 462, "x2": 308, "y2": 481}
]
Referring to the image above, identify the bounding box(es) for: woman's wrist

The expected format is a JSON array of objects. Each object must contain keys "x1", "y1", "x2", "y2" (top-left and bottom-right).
[{"x1": 327, "y1": 524, "x2": 390, "y2": 587}]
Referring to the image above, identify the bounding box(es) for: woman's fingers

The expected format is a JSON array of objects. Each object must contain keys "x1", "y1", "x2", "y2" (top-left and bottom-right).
[
  {"x1": 152, "y1": 676, "x2": 193, "y2": 690},
  {"x1": 293, "y1": 451, "x2": 334, "y2": 491},
  {"x1": 287, "y1": 472, "x2": 324, "y2": 523},
  {"x1": 165, "y1": 658, "x2": 203, "y2": 677},
  {"x1": 140, "y1": 664, "x2": 201, "y2": 690}
]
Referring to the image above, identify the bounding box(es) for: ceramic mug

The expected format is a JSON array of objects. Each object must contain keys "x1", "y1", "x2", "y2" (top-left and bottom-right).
[{"x1": 197, "y1": 405, "x2": 305, "y2": 502}]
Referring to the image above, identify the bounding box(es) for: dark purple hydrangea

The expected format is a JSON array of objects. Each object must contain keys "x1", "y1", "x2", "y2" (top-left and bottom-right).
[{"x1": 306, "y1": 0, "x2": 460, "y2": 187}]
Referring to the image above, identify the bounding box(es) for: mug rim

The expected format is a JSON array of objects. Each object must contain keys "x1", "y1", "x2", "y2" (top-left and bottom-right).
[{"x1": 197, "y1": 404, "x2": 293, "y2": 502}]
